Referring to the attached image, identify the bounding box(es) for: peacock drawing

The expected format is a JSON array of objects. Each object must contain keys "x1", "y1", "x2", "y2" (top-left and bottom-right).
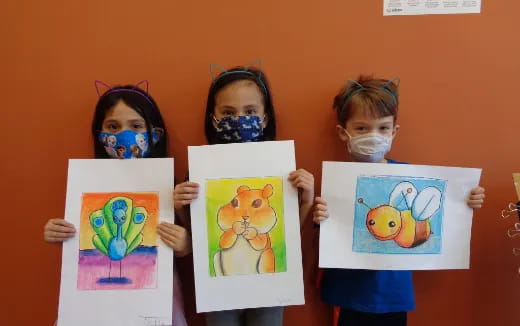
[{"x1": 89, "y1": 196, "x2": 148, "y2": 283}]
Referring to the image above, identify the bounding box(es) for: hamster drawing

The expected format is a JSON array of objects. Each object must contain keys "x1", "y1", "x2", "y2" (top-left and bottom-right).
[{"x1": 213, "y1": 184, "x2": 277, "y2": 276}]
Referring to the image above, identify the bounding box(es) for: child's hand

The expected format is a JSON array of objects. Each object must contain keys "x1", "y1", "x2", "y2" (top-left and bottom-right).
[
  {"x1": 174, "y1": 182, "x2": 199, "y2": 210},
  {"x1": 157, "y1": 222, "x2": 192, "y2": 257},
  {"x1": 288, "y1": 169, "x2": 315, "y2": 205},
  {"x1": 467, "y1": 186, "x2": 485, "y2": 209},
  {"x1": 313, "y1": 197, "x2": 329, "y2": 224},
  {"x1": 44, "y1": 219, "x2": 76, "y2": 243}
]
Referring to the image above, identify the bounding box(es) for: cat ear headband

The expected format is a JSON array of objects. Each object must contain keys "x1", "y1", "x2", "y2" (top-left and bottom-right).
[
  {"x1": 209, "y1": 59, "x2": 268, "y2": 95},
  {"x1": 94, "y1": 80, "x2": 155, "y2": 107},
  {"x1": 341, "y1": 77, "x2": 400, "y2": 112}
]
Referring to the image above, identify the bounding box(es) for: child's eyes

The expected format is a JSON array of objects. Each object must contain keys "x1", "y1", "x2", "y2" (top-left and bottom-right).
[
  {"x1": 132, "y1": 123, "x2": 145, "y2": 130},
  {"x1": 222, "y1": 110, "x2": 234, "y2": 116},
  {"x1": 245, "y1": 109, "x2": 257, "y2": 115},
  {"x1": 107, "y1": 124, "x2": 120, "y2": 131},
  {"x1": 380, "y1": 126, "x2": 390, "y2": 131}
]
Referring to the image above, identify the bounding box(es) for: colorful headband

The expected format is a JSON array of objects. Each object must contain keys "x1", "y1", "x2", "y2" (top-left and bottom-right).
[
  {"x1": 94, "y1": 80, "x2": 155, "y2": 107},
  {"x1": 341, "y1": 78, "x2": 400, "y2": 112},
  {"x1": 209, "y1": 59, "x2": 268, "y2": 95}
]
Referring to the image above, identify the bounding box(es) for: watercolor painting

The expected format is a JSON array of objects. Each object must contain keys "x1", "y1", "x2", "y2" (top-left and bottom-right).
[
  {"x1": 77, "y1": 192, "x2": 158, "y2": 290},
  {"x1": 206, "y1": 177, "x2": 286, "y2": 277},
  {"x1": 352, "y1": 176, "x2": 446, "y2": 254}
]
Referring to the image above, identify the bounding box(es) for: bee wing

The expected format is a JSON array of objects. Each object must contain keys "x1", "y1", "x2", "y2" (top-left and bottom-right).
[
  {"x1": 412, "y1": 187, "x2": 442, "y2": 221},
  {"x1": 389, "y1": 182, "x2": 418, "y2": 210}
]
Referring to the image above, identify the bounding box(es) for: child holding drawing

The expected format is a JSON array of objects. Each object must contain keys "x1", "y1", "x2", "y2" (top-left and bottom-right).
[
  {"x1": 43, "y1": 81, "x2": 190, "y2": 326},
  {"x1": 312, "y1": 76, "x2": 486, "y2": 326},
  {"x1": 174, "y1": 62, "x2": 314, "y2": 326}
]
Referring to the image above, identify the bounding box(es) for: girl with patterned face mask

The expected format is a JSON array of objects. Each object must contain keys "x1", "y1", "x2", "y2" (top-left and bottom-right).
[{"x1": 174, "y1": 63, "x2": 316, "y2": 326}]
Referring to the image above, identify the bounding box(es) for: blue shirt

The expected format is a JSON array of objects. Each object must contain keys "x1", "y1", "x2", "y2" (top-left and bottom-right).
[{"x1": 320, "y1": 158, "x2": 416, "y2": 313}]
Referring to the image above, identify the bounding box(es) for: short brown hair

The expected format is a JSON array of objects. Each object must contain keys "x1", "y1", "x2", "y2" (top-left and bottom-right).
[{"x1": 333, "y1": 75, "x2": 399, "y2": 126}]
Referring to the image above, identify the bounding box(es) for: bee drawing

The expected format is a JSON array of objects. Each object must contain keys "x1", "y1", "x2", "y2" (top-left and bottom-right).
[{"x1": 358, "y1": 181, "x2": 442, "y2": 248}]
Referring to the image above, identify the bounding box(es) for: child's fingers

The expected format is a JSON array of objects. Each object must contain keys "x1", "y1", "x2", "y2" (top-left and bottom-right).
[
  {"x1": 158, "y1": 228, "x2": 178, "y2": 243},
  {"x1": 175, "y1": 199, "x2": 193, "y2": 207},
  {"x1": 289, "y1": 169, "x2": 312, "y2": 179},
  {"x1": 175, "y1": 181, "x2": 199, "y2": 189},
  {"x1": 160, "y1": 236, "x2": 176, "y2": 249},
  {"x1": 178, "y1": 182, "x2": 199, "y2": 189},
  {"x1": 288, "y1": 169, "x2": 309, "y2": 180},
  {"x1": 175, "y1": 187, "x2": 199, "y2": 195},
  {"x1": 51, "y1": 219, "x2": 75, "y2": 228},
  {"x1": 315, "y1": 203, "x2": 327, "y2": 211},
  {"x1": 471, "y1": 186, "x2": 485, "y2": 195},
  {"x1": 295, "y1": 180, "x2": 313, "y2": 191},
  {"x1": 46, "y1": 237, "x2": 66, "y2": 243},
  {"x1": 157, "y1": 224, "x2": 179, "y2": 237},
  {"x1": 48, "y1": 225, "x2": 76, "y2": 234},
  {"x1": 175, "y1": 193, "x2": 198, "y2": 200},
  {"x1": 467, "y1": 200, "x2": 483, "y2": 208},
  {"x1": 469, "y1": 193, "x2": 485, "y2": 200},
  {"x1": 46, "y1": 231, "x2": 74, "y2": 240},
  {"x1": 292, "y1": 175, "x2": 314, "y2": 189},
  {"x1": 314, "y1": 197, "x2": 327, "y2": 206},
  {"x1": 313, "y1": 215, "x2": 328, "y2": 223},
  {"x1": 288, "y1": 171, "x2": 299, "y2": 180},
  {"x1": 289, "y1": 169, "x2": 312, "y2": 176},
  {"x1": 313, "y1": 207, "x2": 328, "y2": 217},
  {"x1": 45, "y1": 219, "x2": 75, "y2": 233},
  {"x1": 158, "y1": 223, "x2": 185, "y2": 238},
  {"x1": 45, "y1": 224, "x2": 75, "y2": 235}
]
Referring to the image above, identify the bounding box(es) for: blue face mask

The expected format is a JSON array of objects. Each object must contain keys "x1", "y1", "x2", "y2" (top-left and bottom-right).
[
  {"x1": 99, "y1": 129, "x2": 160, "y2": 159},
  {"x1": 213, "y1": 115, "x2": 264, "y2": 143}
]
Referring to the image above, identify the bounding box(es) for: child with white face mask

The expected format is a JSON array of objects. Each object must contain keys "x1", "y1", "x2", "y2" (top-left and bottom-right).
[
  {"x1": 335, "y1": 77, "x2": 398, "y2": 163},
  {"x1": 312, "y1": 76, "x2": 486, "y2": 326}
]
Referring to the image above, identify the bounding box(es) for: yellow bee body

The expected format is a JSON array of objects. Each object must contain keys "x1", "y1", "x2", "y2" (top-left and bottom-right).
[
  {"x1": 366, "y1": 206, "x2": 432, "y2": 248},
  {"x1": 362, "y1": 182, "x2": 441, "y2": 249}
]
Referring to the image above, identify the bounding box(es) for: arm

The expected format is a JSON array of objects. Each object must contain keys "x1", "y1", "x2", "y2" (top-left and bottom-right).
[{"x1": 288, "y1": 169, "x2": 315, "y2": 227}]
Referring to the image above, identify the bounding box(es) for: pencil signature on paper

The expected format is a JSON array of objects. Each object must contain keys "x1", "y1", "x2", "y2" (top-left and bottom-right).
[{"x1": 138, "y1": 315, "x2": 171, "y2": 326}]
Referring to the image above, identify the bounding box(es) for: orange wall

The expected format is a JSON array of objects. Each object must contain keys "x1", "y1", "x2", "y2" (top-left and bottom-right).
[{"x1": 2, "y1": 1, "x2": 519, "y2": 325}]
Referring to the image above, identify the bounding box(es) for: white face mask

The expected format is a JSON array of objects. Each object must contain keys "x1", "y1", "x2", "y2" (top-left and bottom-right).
[{"x1": 347, "y1": 132, "x2": 392, "y2": 162}]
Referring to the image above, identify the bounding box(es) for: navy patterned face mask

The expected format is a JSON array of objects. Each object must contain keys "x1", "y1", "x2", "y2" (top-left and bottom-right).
[{"x1": 213, "y1": 115, "x2": 264, "y2": 143}]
